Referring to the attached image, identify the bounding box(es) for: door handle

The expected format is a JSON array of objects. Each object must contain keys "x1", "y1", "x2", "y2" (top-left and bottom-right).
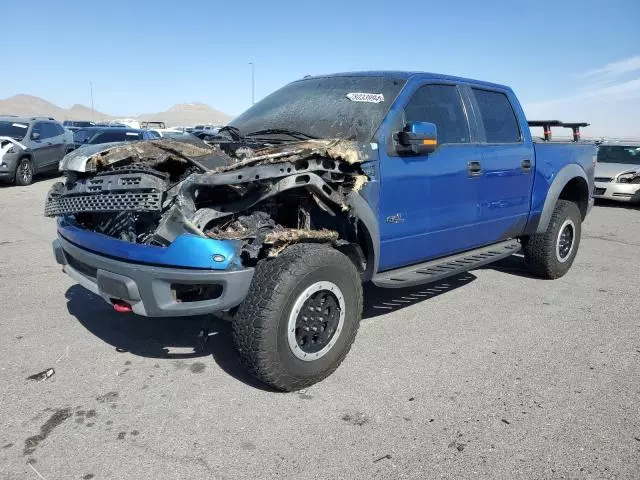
[
  {"x1": 521, "y1": 159, "x2": 532, "y2": 172},
  {"x1": 467, "y1": 161, "x2": 482, "y2": 177}
]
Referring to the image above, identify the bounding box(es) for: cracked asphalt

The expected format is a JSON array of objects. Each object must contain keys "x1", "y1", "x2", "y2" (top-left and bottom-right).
[{"x1": 1, "y1": 177, "x2": 639, "y2": 479}]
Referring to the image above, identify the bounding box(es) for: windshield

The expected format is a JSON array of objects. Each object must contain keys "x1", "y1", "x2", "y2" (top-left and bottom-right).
[
  {"x1": 597, "y1": 145, "x2": 640, "y2": 165},
  {"x1": 0, "y1": 121, "x2": 30, "y2": 140},
  {"x1": 230, "y1": 76, "x2": 407, "y2": 142}
]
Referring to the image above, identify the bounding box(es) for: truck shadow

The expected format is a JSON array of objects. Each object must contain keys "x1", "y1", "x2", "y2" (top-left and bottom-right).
[
  {"x1": 64, "y1": 285, "x2": 275, "y2": 391},
  {"x1": 480, "y1": 254, "x2": 539, "y2": 279},
  {"x1": 362, "y1": 273, "x2": 476, "y2": 319},
  {"x1": 65, "y1": 272, "x2": 479, "y2": 390}
]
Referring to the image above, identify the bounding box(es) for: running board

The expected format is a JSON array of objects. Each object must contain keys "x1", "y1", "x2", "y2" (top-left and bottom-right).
[{"x1": 372, "y1": 239, "x2": 521, "y2": 289}]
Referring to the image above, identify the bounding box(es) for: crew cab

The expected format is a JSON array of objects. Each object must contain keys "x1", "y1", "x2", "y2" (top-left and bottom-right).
[{"x1": 46, "y1": 72, "x2": 596, "y2": 391}]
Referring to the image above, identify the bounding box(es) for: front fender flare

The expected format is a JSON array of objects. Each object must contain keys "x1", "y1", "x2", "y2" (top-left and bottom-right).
[{"x1": 346, "y1": 192, "x2": 379, "y2": 280}]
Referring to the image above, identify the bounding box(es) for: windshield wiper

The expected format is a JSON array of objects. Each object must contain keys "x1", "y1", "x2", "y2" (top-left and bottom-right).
[
  {"x1": 244, "y1": 128, "x2": 318, "y2": 141},
  {"x1": 214, "y1": 126, "x2": 244, "y2": 141}
]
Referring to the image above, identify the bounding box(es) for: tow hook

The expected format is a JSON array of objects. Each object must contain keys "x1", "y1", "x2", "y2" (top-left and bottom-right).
[{"x1": 112, "y1": 300, "x2": 133, "y2": 313}]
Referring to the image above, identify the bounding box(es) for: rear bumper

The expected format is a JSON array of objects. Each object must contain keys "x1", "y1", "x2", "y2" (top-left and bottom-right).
[
  {"x1": 54, "y1": 236, "x2": 254, "y2": 317},
  {"x1": 593, "y1": 182, "x2": 640, "y2": 203}
]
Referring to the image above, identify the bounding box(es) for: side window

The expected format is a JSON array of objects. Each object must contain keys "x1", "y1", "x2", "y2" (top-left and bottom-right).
[
  {"x1": 472, "y1": 89, "x2": 521, "y2": 143},
  {"x1": 30, "y1": 122, "x2": 43, "y2": 140},
  {"x1": 40, "y1": 123, "x2": 58, "y2": 139},
  {"x1": 404, "y1": 84, "x2": 469, "y2": 145},
  {"x1": 92, "y1": 131, "x2": 127, "y2": 143},
  {"x1": 54, "y1": 124, "x2": 66, "y2": 136}
]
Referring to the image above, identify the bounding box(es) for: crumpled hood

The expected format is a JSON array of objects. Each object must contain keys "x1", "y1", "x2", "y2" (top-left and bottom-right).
[
  {"x1": 0, "y1": 136, "x2": 26, "y2": 158},
  {"x1": 58, "y1": 139, "x2": 232, "y2": 172},
  {"x1": 59, "y1": 142, "x2": 126, "y2": 172},
  {"x1": 595, "y1": 162, "x2": 640, "y2": 178}
]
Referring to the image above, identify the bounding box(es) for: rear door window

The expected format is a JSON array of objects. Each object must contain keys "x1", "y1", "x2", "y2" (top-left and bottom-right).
[
  {"x1": 472, "y1": 89, "x2": 521, "y2": 143},
  {"x1": 91, "y1": 131, "x2": 128, "y2": 143},
  {"x1": 404, "y1": 84, "x2": 470, "y2": 145},
  {"x1": 40, "y1": 123, "x2": 59, "y2": 139}
]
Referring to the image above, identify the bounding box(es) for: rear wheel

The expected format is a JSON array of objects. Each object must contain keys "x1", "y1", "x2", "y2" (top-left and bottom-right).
[
  {"x1": 523, "y1": 199, "x2": 582, "y2": 279},
  {"x1": 232, "y1": 243, "x2": 363, "y2": 391},
  {"x1": 14, "y1": 158, "x2": 34, "y2": 186}
]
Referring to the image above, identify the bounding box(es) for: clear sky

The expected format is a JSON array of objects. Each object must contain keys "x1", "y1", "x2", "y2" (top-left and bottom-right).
[{"x1": 1, "y1": 0, "x2": 638, "y2": 136}]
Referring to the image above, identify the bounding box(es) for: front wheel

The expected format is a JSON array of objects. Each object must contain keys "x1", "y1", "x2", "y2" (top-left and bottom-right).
[
  {"x1": 14, "y1": 158, "x2": 34, "y2": 186},
  {"x1": 232, "y1": 243, "x2": 363, "y2": 391},
  {"x1": 523, "y1": 199, "x2": 582, "y2": 279}
]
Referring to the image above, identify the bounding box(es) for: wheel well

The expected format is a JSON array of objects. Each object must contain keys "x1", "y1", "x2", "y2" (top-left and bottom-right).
[{"x1": 558, "y1": 177, "x2": 589, "y2": 220}]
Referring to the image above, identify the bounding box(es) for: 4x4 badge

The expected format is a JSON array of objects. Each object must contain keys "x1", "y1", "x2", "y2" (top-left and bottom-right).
[{"x1": 386, "y1": 213, "x2": 405, "y2": 224}]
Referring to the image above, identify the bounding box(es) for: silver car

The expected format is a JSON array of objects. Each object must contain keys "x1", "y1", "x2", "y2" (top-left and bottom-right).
[
  {"x1": 593, "y1": 142, "x2": 640, "y2": 203},
  {"x1": 0, "y1": 116, "x2": 74, "y2": 186}
]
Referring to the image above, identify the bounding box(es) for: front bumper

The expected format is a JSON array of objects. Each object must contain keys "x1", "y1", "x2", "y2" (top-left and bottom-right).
[
  {"x1": 54, "y1": 236, "x2": 254, "y2": 317},
  {"x1": 593, "y1": 182, "x2": 640, "y2": 203},
  {"x1": 0, "y1": 153, "x2": 19, "y2": 179}
]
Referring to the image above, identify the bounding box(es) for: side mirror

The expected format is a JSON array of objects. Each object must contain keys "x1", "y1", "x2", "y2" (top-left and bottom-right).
[
  {"x1": 31, "y1": 132, "x2": 41, "y2": 141},
  {"x1": 395, "y1": 121, "x2": 438, "y2": 155}
]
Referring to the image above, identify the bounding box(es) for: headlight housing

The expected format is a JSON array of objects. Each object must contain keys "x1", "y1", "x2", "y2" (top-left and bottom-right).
[{"x1": 616, "y1": 171, "x2": 640, "y2": 184}]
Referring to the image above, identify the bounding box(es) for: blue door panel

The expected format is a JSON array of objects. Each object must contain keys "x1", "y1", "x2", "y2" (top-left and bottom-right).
[
  {"x1": 476, "y1": 144, "x2": 533, "y2": 243},
  {"x1": 378, "y1": 144, "x2": 482, "y2": 271}
]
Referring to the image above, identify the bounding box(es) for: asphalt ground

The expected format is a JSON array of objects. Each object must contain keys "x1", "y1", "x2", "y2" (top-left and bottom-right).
[{"x1": 1, "y1": 176, "x2": 639, "y2": 479}]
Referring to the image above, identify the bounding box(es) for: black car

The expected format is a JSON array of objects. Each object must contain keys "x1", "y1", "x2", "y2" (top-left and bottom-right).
[
  {"x1": 62, "y1": 120, "x2": 96, "y2": 132},
  {"x1": 72, "y1": 127, "x2": 160, "y2": 149}
]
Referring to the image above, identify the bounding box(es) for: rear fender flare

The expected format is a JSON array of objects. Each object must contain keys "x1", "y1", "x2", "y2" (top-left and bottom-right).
[{"x1": 536, "y1": 163, "x2": 588, "y2": 234}]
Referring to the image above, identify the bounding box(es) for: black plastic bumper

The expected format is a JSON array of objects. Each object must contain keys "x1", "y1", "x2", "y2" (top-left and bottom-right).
[{"x1": 54, "y1": 237, "x2": 254, "y2": 317}]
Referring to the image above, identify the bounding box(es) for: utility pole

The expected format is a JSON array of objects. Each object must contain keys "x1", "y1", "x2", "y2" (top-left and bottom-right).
[
  {"x1": 249, "y1": 62, "x2": 255, "y2": 105},
  {"x1": 90, "y1": 81, "x2": 94, "y2": 120}
]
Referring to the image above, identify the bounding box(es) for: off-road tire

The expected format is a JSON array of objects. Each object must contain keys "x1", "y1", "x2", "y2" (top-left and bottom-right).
[
  {"x1": 14, "y1": 157, "x2": 34, "y2": 186},
  {"x1": 523, "y1": 199, "x2": 582, "y2": 279},
  {"x1": 232, "y1": 243, "x2": 363, "y2": 391}
]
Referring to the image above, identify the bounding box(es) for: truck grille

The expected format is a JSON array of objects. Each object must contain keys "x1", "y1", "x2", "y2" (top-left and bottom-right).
[{"x1": 44, "y1": 192, "x2": 162, "y2": 217}]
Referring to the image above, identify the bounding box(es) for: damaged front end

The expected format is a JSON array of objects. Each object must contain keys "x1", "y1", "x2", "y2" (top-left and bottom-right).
[{"x1": 46, "y1": 138, "x2": 369, "y2": 267}]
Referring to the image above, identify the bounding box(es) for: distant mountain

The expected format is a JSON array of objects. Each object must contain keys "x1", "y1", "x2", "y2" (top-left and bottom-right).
[
  {"x1": 0, "y1": 95, "x2": 232, "y2": 127},
  {"x1": 138, "y1": 102, "x2": 232, "y2": 127}
]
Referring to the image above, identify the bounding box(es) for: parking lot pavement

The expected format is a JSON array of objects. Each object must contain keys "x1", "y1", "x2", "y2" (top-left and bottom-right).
[{"x1": 0, "y1": 177, "x2": 638, "y2": 480}]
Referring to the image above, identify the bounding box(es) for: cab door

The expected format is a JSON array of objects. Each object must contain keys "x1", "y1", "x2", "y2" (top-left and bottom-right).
[
  {"x1": 377, "y1": 83, "x2": 483, "y2": 271},
  {"x1": 465, "y1": 87, "x2": 535, "y2": 242},
  {"x1": 29, "y1": 122, "x2": 57, "y2": 171}
]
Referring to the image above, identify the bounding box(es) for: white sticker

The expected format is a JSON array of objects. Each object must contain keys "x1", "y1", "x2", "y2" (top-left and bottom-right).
[
  {"x1": 346, "y1": 92, "x2": 385, "y2": 103},
  {"x1": 12, "y1": 123, "x2": 28, "y2": 129}
]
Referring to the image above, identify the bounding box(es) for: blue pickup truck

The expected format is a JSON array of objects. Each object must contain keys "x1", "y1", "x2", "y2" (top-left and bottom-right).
[{"x1": 46, "y1": 72, "x2": 596, "y2": 391}]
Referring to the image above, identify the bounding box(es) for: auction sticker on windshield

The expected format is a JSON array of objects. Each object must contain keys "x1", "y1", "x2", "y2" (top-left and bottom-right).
[{"x1": 346, "y1": 93, "x2": 385, "y2": 103}]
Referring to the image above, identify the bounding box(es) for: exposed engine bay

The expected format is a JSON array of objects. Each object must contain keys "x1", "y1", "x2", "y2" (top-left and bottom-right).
[{"x1": 45, "y1": 138, "x2": 369, "y2": 265}]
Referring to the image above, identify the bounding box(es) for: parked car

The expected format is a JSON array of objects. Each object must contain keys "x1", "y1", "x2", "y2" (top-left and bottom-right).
[
  {"x1": 72, "y1": 127, "x2": 160, "y2": 149},
  {"x1": 62, "y1": 120, "x2": 96, "y2": 132},
  {"x1": 0, "y1": 116, "x2": 74, "y2": 185},
  {"x1": 47, "y1": 71, "x2": 595, "y2": 390},
  {"x1": 140, "y1": 121, "x2": 166, "y2": 129},
  {"x1": 146, "y1": 128, "x2": 190, "y2": 138},
  {"x1": 593, "y1": 142, "x2": 640, "y2": 203}
]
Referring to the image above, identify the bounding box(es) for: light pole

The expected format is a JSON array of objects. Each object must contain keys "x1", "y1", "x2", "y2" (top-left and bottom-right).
[
  {"x1": 89, "y1": 81, "x2": 94, "y2": 120},
  {"x1": 249, "y1": 62, "x2": 255, "y2": 105}
]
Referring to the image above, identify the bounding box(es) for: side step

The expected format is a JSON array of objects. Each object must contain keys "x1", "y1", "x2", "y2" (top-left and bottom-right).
[{"x1": 372, "y1": 239, "x2": 521, "y2": 289}]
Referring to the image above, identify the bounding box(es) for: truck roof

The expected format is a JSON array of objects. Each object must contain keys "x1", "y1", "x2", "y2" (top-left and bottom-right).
[{"x1": 297, "y1": 71, "x2": 511, "y2": 91}]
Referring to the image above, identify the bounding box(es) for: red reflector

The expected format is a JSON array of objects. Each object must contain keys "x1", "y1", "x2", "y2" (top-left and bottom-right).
[{"x1": 113, "y1": 301, "x2": 133, "y2": 313}]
